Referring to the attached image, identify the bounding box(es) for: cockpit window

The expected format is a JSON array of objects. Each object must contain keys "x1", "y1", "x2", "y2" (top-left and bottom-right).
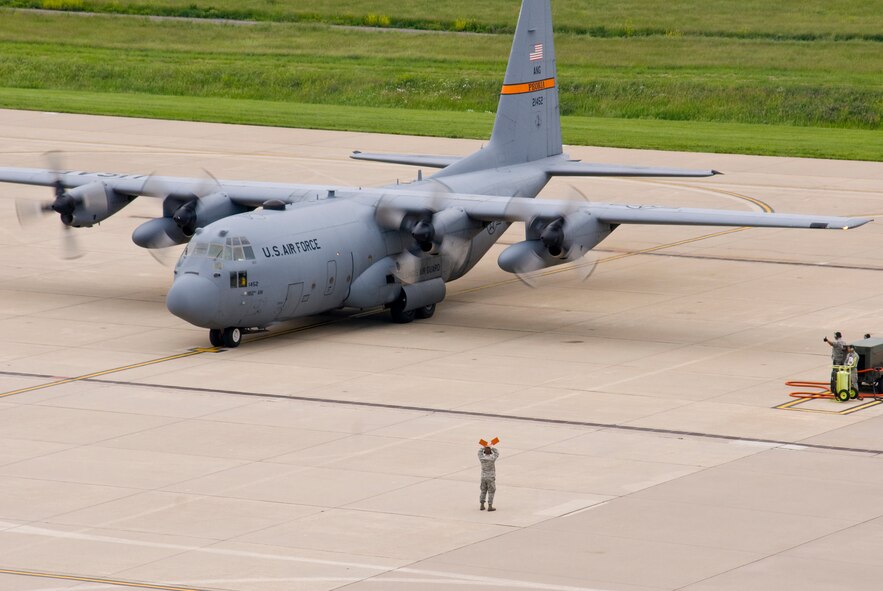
[
  {"x1": 207, "y1": 243, "x2": 224, "y2": 258},
  {"x1": 183, "y1": 236, "x2": 255, "y2": 261}
]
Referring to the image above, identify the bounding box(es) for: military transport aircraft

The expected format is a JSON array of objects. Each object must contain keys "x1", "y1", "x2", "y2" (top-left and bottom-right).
[{"x1": 0, "y1": 0, "x2": 871, "y2": 348}]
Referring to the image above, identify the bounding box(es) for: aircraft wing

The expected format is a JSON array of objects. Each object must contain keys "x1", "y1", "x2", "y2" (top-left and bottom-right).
[
  {"x1": 588, "y1": 204, "x2": 869, "y2": 229},
  {"x1": 383, "y1": 193, "x2": 872, "y2": 231},
  {"x1": 0, "y1": 168, "x2": 151, "y2": 193},
  {"x1": 351, "y1": 152, "x2": 718, "y2": 177},
  {"x1": 545, "y1": 161, "x2": 719, "y2": 178},
  {"x1": 350, "y1": 152, "x2": 460, "y2": 168},
  {"x1": 0, "y1": 168, "x2": 871, "y2": 231},
  {"x1": 0, "y1": 168, "x2": 327, "y2": 203}
]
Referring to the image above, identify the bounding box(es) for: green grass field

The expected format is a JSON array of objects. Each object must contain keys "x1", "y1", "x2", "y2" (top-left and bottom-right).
[
  {"x1": 0, "y1": 4, "x2": 880, "y2": 160},
  {"x1": 2, "y1": 87, "x2": 878, "y2": 161},
  {"x1": 3, "y1": 0, "x2": 882, "y2": 39}
]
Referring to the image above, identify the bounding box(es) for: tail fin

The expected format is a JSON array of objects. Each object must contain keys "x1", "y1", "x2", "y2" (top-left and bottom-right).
[
  {"x1": 490, "y1": 0, "x2": 561, "y2": 163},
  {"x1": 437, "y1": 0, "x2": 561, "y2": 175}
]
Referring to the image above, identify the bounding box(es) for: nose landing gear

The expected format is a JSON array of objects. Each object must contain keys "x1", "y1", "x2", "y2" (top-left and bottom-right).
[{"x1": 209, "y1": 327, "x2": 242, "y2": 348}]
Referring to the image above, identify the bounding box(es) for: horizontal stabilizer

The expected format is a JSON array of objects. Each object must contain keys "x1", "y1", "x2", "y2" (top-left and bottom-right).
[
  {"x1": 548, "y1": 161, "x2": 719, "y2": 178},
  {"x1": 350, "y1": 151, "x2": 459, "y2": 169}
]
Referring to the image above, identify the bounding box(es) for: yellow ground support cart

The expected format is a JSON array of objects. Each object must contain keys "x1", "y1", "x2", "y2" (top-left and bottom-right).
[{"x1": 832, "y1": 364, "x2": 857, "y2": 402}]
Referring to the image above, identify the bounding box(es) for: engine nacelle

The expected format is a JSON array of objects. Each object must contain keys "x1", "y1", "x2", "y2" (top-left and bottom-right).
[
  {"x1": 498, "y1": 212, "x2": 611, "y2": 273},
  {"x1": 343, "y1": 256, "x2": 401, "y2": 309},
  {"x1": 132, "y1": 217, "x2": 189, "y2": 248},
  {"x1": 69, "y1": 182, "x2": 137, "y2": 227},
  {"x1": 132, "y1": 191, "x2": 248, "y2": 248}
]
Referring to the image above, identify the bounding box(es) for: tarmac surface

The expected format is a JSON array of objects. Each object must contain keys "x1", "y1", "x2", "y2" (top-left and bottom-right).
[{"x1": 1, "y1": 109, "x2": 882, "y2": 591}]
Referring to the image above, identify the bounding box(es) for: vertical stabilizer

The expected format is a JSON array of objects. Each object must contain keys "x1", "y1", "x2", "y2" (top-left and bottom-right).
[
  {"x1": 437, "y1": 0, "x2": 561, "y2": 176},
  {"x1": 491, "y1": 0, "x2": 561, "y2": 162}
]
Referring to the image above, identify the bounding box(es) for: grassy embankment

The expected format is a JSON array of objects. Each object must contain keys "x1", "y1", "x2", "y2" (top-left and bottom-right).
[
  {"x1": 3, "y1": 0, "x2": 882, "y2": 39},
  {"x1": 0, "y1": 4, "x2": 880, "y2": 160}
]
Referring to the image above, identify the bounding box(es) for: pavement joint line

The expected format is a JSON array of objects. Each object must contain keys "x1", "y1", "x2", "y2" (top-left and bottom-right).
[
  {"x1": 2, "y1": 368, "x2": 880, "y2": 456},
  {"x1": 0, "y1": 522, "x2": 608, "y2": 591},
  {"x1": 623, "y1": 249, "x2": 883, "y2": 272},
  {"x1": 0, "y1": 567, "x2": 205, "y2": 591},
  {"x1": 0, "y1": 348, "x2": 220, "y2": 399},
  {"x1": 0, "y1": 313, "x2": 363, "y2": 398}
]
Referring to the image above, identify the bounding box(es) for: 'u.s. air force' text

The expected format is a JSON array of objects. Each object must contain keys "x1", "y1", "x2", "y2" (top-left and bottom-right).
[{"x1": 261, "y1": 239, "x2": 321, "y2": 258}]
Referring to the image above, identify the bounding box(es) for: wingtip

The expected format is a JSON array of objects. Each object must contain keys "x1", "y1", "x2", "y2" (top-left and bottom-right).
[{"x1": 833, "y1": 217, "x2": 874, "y2": 230}]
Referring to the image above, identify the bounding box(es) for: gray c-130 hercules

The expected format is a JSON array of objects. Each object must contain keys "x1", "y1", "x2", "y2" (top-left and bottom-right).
[{"x1": 0, "y1": 0, "x2": 871, "y2": 348}]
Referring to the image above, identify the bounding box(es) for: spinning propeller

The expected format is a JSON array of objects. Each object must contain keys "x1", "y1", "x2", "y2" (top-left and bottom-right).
[
  {"x1": 13, "y1": 151, "x2": 101, "y2": 260},
  {"x1": 374, "y1": 181, "x2": 475, "y2": 285},
  {"x1": 133, "y1": 168, "x2": 225, "y2": 264},
  {"x1": 504, "y1": 183, "x2": 600, "y2": 288}
]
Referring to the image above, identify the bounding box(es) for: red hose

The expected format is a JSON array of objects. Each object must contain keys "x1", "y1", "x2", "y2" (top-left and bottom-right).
[{"x1": 786, "y1": 368, "x2": 880, "y2": 400}]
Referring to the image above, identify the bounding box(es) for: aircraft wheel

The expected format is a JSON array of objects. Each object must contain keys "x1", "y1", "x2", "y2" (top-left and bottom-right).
[
  {"x1": 222, "y1": 327, "x2": 242, "y2": 348},
  {"x1": 389, "y1": 293, "x2": 415, "y2": 324},
  {"x1": 835, "y1": 389, "x2": 850, "y2": 403},
  {"x1": 209, "y1": 329, "x2": 223, "y2": 347},
  {"x1": 415, "y1": 303, "x2": 436, "y2": 319},
  {"x1": 390, "y1": 307, "x2": 416, "y2": 324}
]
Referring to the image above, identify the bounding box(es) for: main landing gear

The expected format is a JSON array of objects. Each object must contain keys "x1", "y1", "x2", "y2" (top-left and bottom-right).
[
  {"x1": 389, "y1": 301, "x2": 436, "y2": 323},
  {"x1": 209, "y1": 327, "x2": 242, "y2": 348}
]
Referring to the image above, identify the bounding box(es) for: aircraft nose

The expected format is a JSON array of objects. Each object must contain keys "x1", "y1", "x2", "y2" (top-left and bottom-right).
[{"x1": 166, "y1": 274, "x2": 220, "y2": 328}]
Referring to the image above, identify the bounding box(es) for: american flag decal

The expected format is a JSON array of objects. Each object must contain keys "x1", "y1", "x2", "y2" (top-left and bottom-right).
[{"x1": 529, "y1": 43, "x2": 544, "y2": 61}]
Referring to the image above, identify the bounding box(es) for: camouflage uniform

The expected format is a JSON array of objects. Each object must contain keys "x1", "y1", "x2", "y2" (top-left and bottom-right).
[
  {"x1": 845, "y1": 349, "x2": 860, "y2": 391},
  {"x1": 478, "y1": 448, "x2": 499, "y2": 507},
  {"x1": 831, "y1": 337, "x2": 847, "y2": 365},
  {"x1": 829, "y1": 337, "x2": 847, "y2": 394}
]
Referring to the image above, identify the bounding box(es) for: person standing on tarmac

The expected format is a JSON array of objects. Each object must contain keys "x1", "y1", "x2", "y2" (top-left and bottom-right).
[
  {"x1": 844, "y1": 345, "x2": 860, "y2": 393},
  {"x1": 824, "y1": 332, "x2": 847, "y2": 365},
  {"x1": 824, "y1": 332, "x2": 847, "y2": 394},
  {"x1": 478, "y1": 446, "x2": 499, "y2": 512}
]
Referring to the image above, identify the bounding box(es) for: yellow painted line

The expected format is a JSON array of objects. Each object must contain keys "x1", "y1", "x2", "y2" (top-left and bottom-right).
[
  {"x1": 1, "y1": 316, "x2": 377, "y2": 396},
  {"x1": 0, "y1": 568, "x2": 202, "y2": 591},
  {"x1": 775, "y1": 397, "x2": 882, "y2": 415},
  {"x1": 248, "y1": 318, "x2": 338, "y2": 343},
  {"x1": 643, "y1": 180, "x2": 775, "y2": 214},
  {"x1": 778, "y1": 405, "x2": 839, "y2": 415},
  {"x1": 775, "y1": 398, "x2": 807, "y2": 410},
  {"x1": 0, "y1": 347, "x2": 220, "y2": 399},
  {"x1": 840, "y1": 399, "x2": 883, "y2": 414},
  {"x1": 501, "y1": 77, "x2": 555, "y2": 95}
]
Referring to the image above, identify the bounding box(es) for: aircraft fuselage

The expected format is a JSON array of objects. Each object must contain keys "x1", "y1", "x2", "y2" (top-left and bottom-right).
[{"x1": 166, "y1": 165, "x2": 551, "y2": 331}]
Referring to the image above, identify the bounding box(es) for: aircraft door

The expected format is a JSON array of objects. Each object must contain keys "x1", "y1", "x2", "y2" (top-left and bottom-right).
[
  {"x1": 321, "y1": 253, "x2": 353, "y2": 304},
  {"x1": 279, "y1": 282, "x2": 304, "y2": 320},
  {"x1": 324, "y1": 260, "x2": 337, "y2": 296}
]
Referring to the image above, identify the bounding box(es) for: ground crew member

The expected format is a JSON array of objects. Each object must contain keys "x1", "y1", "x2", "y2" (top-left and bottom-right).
[
  {"x1": 478, "y1": 446, "x2": 499, "y2": 511},
  {"x1": 824, "y1": 332, "x2": 847, "y2": 364},
  {"x1": 844, "y1": 344, "x2": 860, "y2": 393},
  {"x1": 825, "y1": 332, "x2": 847, "y2": 393}
]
